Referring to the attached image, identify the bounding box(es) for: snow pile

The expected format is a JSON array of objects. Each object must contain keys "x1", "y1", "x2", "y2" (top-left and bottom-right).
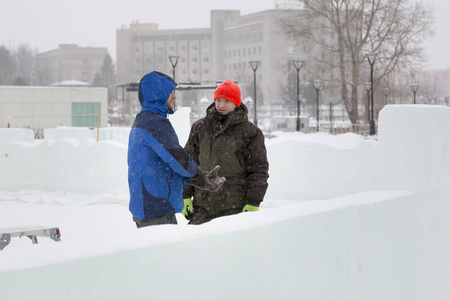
[
  {"x1": 378, "y1": 105, "x2": 450, "y2": 192},
  {"x1": 0, "y1": 128, "x2": 34, "y2": 144},
  {"x1": 0, "y1": 107, "x2": 378, "y2": 200},
  {"x1": 1, "y1": 105, "x2": 450, "y2": 299}
]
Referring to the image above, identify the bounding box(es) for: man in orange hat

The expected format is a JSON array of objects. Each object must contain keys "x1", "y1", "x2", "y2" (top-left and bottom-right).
[{"x1": 182, "y1": 80, "x2": 269, "y2": 224}]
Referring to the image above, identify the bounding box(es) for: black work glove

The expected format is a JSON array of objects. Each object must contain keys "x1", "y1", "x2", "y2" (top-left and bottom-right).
[{"x1": 190, "y1": 166, "x2": 226, "y2": 192}]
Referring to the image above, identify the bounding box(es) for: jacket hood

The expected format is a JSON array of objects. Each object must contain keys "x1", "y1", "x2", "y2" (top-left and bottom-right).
[{"x1": 138, "y1": 71, "x2": 177, "y2": 116}]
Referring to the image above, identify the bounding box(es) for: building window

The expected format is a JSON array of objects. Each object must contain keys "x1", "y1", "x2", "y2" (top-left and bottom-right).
[
  {"x1": 181, "y1": 57, "x2": 186, "y2": 63},
  {"x1": 191, "y1": 45, "x2": 198, "y2": 52},
  {"x1": 203, "y1": 57, "x2": 209, "y2": 63},
  {"x1": 169, "y1": 46, "x2": 175, "y2": 52},
  {"x1": 134, "y1": 58, "x2": 141, "y2": 65},
  {"x1": 157, "y1": 46, "x2": 164, "y2": 53},
  {"x1": 192, "y1": 69, "x2": 198, "y2": 74},
  {"x1": 203, "y1": 68, "x2": 209, "y2": 74},
  {"x1": 71, "y1": 102, "x2": 100, "y2": 127},
  {"x1": 180, "y1": 46, "x2": 186, "y2": 52},
  {"x1": 277, "y1": 123, "x2": 288, "y2": 129},
  {"x1": 145, "y1": 47, "x2": 152, "y2": 53},
  {"x1": 146, "y1": 58, "x2": 152, "y2": 65},
  {"x1": 202, "y1": 45, "x2": 209, "y2": 52},
  {"x1": 134, "y1": 47, "x2": 141, "y2": 53},
  {"x1": 191, "y1": 57, "x2": 198, "y2": 63}
]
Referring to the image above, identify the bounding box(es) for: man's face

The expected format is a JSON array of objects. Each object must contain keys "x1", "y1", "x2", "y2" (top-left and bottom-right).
[
  {"x1": 167, "y1": 90, "x2": 176, "y2": 111},
  {"x1": 215, "y1": 98, "x2": 237, "y2": 115}
]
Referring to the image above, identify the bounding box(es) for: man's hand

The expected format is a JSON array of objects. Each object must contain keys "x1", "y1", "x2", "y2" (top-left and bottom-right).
[
  {"x1": 242, "y1": 204, "x2": 259, "y2": 212},
  {"x1": 190, "y1": 165, "x2": 226, "y2": 192},
  {"x1": 182, "y1": 198, "x2": 193, "y2": 220}
]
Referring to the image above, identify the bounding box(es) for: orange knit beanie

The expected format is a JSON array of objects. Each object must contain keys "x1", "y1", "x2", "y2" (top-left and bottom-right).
[{"x1": 214, "y1": 80, "x2": 241, "y2": 106}]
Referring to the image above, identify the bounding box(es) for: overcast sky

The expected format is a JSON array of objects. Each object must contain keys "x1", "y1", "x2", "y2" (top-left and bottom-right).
[{"x1": 0, "y1": 0, "x2": 448, "y2": 70}]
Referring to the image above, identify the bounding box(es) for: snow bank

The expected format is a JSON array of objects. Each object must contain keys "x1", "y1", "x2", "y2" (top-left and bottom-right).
[
  {"x1": 266, "y1": 133, "x2": 377, "y2": 200},
  {"x1": 0, "y1": 107, "x2": 377, "y2": 199},
  {"x1": 378, "y1": 105, "x2": 450, "y2": 192},
  {"x1": 0, "y1": 128, "x2": 34, "y2": 144},
  {"x1": 1, "y1": 105, "x2": 450, "y2": 299}
]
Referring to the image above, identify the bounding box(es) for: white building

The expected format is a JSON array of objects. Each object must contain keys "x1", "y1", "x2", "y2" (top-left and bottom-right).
[{"x1": 0, "y1": 86, "x2": 108, "y2": 136}]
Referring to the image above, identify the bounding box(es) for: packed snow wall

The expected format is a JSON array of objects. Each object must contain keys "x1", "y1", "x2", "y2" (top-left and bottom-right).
[
  {"x1": 1, "y1": 105, "x2": 450, "y2": 299},
  {"x1": 0, "y1": 107, "x2": 378, "y2": 198}
]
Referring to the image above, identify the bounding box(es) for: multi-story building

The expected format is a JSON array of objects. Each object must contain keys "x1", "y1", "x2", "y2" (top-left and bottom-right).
[
  {"x1": 116, "y1": 10, "x2": 307, "y2": 117},
  {"x1": 116, "y1": 22, "x2": 212, "y2": 85},
  {"x1": 36, "y1": 44, "x2": 109, "y2": 86}
]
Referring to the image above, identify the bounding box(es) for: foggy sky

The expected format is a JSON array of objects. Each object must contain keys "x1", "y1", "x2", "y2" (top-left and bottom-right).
[{"x1": 0, "y1": 0, "x2": 448, "y2": 70}]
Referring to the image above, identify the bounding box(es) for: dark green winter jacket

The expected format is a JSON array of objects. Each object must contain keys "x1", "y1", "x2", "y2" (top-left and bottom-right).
[{"x1": 183, "y1": 103, "x2": 269, "y2": 215}]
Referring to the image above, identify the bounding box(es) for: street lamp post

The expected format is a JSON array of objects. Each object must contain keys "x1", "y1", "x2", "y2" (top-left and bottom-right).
[
  {"x1": 312, "y1": 80, "x2": 323, "y2": 132},
  {"x1": 364, "y1": 82, "x2": 371, "y2": 125},
  {"x1": 5, "y1": 116, "x2": 12, "y2": 128},
  {"x1": 249, "y1": 61, "x2": 261, "y2": 126},
  {"x1": 169, "y1": 55, "x2": 179, "y2": 109},
  {"x1": 366, "y1": 52, "x2": 377, "y2": 136},
  {"x1": 293, "y1": 60, "x2": 304, "y2": 131},
  {"x1": 445, "y1": 96, "x2": 449, "y2": 106},
  {"x1": 410, "y1": 84, "x2": 419, "y2": 104},
  {"x1": 169, "y1": 55, "x2": 179, "y2": 81},
  {"x1": 384, "y1": 88, "x2": 389, "y2": 106}
]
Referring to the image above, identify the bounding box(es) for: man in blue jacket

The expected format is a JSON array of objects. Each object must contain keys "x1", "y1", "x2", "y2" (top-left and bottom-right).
[{"x1": 128, "y1": 71, "x2": 225, "y2": 227}]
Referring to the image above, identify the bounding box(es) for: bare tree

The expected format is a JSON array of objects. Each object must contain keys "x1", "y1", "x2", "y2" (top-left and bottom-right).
[
  {"x1": 281, "y1": 0, "x2": 434, "y2": 124},
  {"x1": 14, "y1": 43, "x2": 37, "y2": 85},
  {"x1": 0, "y1": 45, "x2": 14, "y2": 85}
]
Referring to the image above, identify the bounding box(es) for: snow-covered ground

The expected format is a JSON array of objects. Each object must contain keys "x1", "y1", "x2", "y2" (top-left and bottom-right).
[{"x1": 1, "y1": 105, "x2": 450, "y2": 299}]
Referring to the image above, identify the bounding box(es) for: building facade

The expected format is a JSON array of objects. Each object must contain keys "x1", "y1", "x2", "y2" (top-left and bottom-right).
[
  {"x1": 0, "y1": 86, "x2": 108, "y2": 135},
  {"x1": 116, "y1": 22, "x2": 213, "y2": 85},
  {"x1": 36, "y1": 44, "x2": 109, "y2": 86},
  {"x1": 116, "y1": 10, "x2": 306, "y2": 112}
]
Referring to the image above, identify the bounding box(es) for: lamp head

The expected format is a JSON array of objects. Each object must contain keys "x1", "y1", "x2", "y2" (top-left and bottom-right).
[
  {"x1": 169, "y1": 55, "x2": 179, "y2": 67},
  {"x1": 313, "y1": 80, "x2": 323, "y2": 91},
  {"x1": 293, "y1": 60, "x2": 304, "y2": 71},
  {"x1": 366, "y1": 52, "x2": 377, "y2": 65},
  {"x1": 249, "y1": 61, "x2": 261, "y2": 71}
]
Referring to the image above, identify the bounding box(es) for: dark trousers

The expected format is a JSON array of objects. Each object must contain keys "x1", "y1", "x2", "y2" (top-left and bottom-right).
[{"x1": 133, "y1": 214, "x2": 177, "y2": 228}]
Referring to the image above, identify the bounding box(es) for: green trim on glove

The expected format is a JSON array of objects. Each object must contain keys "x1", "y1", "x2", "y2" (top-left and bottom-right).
[
  {"x1": 182, "y1": 198, "x2": 193, "y2": 219},
  {"x1": 242, "y1": 204, "x2": 259, "y2": 212}
]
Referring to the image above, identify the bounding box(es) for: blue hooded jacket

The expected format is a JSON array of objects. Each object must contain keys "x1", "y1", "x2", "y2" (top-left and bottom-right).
[{"x1": 128, "y1": 71, "x2": 199, "y2": 220}]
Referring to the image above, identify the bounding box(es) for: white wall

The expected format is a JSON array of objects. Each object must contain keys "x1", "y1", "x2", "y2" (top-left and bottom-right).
[{"x1": 0, "y1": 86, "x2": 108, "y2": 129}]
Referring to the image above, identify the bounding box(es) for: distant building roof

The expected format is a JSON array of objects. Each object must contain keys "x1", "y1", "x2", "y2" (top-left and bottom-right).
[{"x1": 51, "y1": 80, "x2": 91, "y2": 87}]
